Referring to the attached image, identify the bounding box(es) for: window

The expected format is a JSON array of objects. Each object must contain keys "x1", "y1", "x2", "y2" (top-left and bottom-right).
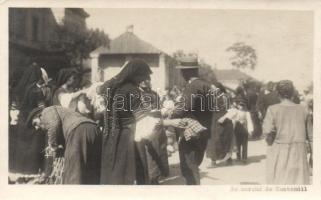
[{"x1": 10, "y1": 10, "x2": 26, "y2": 40}]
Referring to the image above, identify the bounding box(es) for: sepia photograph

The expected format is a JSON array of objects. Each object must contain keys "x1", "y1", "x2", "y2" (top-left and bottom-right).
[{"x1": 7, "y1": 6, "x2": 314, "y2": 186}]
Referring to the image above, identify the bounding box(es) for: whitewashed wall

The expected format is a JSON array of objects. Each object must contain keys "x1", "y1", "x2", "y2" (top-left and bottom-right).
[{"x1": 92, "y1": 53, "x2": 167, "y2": 92}]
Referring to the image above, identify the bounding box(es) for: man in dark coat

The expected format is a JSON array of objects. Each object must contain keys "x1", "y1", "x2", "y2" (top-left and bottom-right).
[
  {"x1": 257, "y1": 81, "x2": 280, "y2": 120},
  {"x1": 166, "y1": 56, "x2": 213, "y2": 185}
]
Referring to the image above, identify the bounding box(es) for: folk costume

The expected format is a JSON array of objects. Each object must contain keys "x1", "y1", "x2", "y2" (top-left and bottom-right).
[
  {"x1": 10, "y1": 64, "x2": 48, "y2": 177},
  {"x1": 99, "y1": 59, "x2": 152, "y2": 185},
  {"x1": 206, "y1": 83, "x2": 233, "y2": 163}
]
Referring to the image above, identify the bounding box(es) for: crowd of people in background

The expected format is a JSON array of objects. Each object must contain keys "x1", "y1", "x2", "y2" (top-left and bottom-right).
[{"x1": 9, "y1": 58, "x2": 313, "y2": 185}]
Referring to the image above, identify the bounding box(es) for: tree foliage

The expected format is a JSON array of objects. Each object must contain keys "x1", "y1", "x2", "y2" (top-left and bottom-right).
[
  {"x1": 226, "y1": 42, "x2": 257, "y2": 70},
  {"x1": 51, "y1": 19, "x2": 110, "y2": 67}
]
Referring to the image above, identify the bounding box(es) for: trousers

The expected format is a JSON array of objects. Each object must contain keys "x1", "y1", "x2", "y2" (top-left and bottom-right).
[
  {"x1": 234, "y1": 122, "x2": 248, "y2": 160},
  {"x1": 178, "y1": 133, "x2": 208, "y2": 185}
]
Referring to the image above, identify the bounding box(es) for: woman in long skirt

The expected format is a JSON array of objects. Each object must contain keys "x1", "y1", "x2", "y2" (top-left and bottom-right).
[
  {"x1": 10, "y1": 63, "x2": 48, "y2": 178},
  {"x1": 263, "y1": 80, "x2": 310, "y2": 185},
  {"x1": 99, "y1": 59, "x2": 153, "y2": 184}
]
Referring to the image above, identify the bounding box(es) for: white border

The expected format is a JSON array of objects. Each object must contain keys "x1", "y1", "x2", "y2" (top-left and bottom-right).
[{"x1": 0, "y1": 1, "x2": 320, "y2": 200}]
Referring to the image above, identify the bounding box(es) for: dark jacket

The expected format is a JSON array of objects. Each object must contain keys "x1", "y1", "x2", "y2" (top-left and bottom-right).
[
  {"x1": 172, "y1": 78, "x2": 213, "y2": 138},
  {"x1": 257, "y1": 91, "x2": 280, "y2": 118}
]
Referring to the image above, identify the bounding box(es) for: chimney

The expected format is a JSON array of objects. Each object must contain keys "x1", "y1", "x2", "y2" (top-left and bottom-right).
[{"x1": 126, "y1": 25, "x2": 134, "y2": 33}]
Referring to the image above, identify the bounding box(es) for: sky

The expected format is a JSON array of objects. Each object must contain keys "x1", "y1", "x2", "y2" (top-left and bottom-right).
[{"x1": 86, "y1": 8, "x2": 313, "y2": 92}]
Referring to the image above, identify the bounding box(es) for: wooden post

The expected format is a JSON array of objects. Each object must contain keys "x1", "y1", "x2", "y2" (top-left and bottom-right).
[{"x1": 158, "y1": 53, "x2": 166, "y2": 92}]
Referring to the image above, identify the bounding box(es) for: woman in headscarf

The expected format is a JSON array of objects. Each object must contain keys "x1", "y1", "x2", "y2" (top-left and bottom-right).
[
  {"x1": 13, "y1": 62, "x2": 43, "y2": 107},
  {"x1": 10, "y1": 62, "x2": 48, "y2": 180},
  {"x1": 52, "y1": 68, "x2": 84, "y2": 110},
  {"x1": 206, "y1": 82, "x2": 233, "y2": 167},
  {"x1": 99, "y1": 59, "x2": 153, "y2": 185},
  {"x1": 263, "y1": 80, "x2": 310, "y2": 184}
]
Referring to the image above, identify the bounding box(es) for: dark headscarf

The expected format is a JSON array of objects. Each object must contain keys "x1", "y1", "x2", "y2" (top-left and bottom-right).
[
  {"x1": 55, "y1": 68, "x2": 80, "y2": 88},
  {"x1": 99, "y1": 59, "x2": 152, "y2": 134},
  {"x1": 98, "y1": 59, "x2": 152, "y2": 95},
  {"x1": 276, "y1": 80, "x2": 294, "y2": 99},
  {"x1": 13, "y1": 63, "x2": 42, "y2": 106},
  {"x1": 51, "y1": 67, "x2": 82, "y2": 102}
]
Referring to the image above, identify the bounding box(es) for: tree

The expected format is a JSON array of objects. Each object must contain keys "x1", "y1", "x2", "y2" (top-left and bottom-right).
[
  {"x1": 51, "y1": 19, "x2": 110, "y2": 67},
  {"x1": 226, "y1": 42, "x2": 257, "y2": 70}
]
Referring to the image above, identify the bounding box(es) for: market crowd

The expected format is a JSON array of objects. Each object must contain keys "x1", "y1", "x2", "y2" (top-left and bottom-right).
[{"x1": 9, "y1": 57, "x2": 313, "y2": 185}]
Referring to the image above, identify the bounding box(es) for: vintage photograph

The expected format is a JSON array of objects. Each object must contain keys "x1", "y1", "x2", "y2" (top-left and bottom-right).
[{"x1": 8, "y1": 7, "x2": 313, "y2": 186}]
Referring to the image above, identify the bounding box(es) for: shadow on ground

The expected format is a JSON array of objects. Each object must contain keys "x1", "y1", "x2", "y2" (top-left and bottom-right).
[
  {"x1": 160, "y1": 164, "x2": 221, "y2": 185},
  {"x1": 159, "y1": 163, "x2": 185, "y2": 185}
]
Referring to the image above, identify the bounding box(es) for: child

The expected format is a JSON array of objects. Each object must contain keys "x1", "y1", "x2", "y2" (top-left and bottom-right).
[{"x1": 218, "y1": 98, "x2": 253, "y2": 164}]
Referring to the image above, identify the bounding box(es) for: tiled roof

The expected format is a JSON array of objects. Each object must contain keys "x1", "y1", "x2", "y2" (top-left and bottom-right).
[{"x1": 91, "y1": 31, "x2": 162, "y2": 55}]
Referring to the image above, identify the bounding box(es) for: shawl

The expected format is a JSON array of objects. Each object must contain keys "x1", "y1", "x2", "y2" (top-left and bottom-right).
[
  {"x1": 13, "y1": 63, "x2": 42, "y2": 106},
  {"x1": 99, "y1": 59, "x2": 152, "y2": 135}
]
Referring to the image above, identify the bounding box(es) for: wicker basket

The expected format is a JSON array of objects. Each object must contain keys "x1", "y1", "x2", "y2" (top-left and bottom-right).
[{"x1": 47, "y1": 157, "x2": 65, "y2": 184}]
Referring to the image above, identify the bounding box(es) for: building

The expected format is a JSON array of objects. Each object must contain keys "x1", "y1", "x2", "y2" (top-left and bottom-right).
[
  {"x1": 9, "y1": 8, "x2": 89, "y2": 79},
  {"x1": 214, "y1": 68, "x2": 254, "y2": 91},
  {"x1": 90, "y1": 27, "x2": 182, "y2": 92}
]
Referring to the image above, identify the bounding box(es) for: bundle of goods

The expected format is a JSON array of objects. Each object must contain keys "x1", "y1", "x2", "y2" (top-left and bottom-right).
[
  {"x1": 47, "y1": 157, "x2": 65, "y2": 184},
  {"x1": 180, "y1": 118, "x2": 207, "y2": 141},
  {"x1": 42, "y1": 146, "x2": 65, "y2": 184}
]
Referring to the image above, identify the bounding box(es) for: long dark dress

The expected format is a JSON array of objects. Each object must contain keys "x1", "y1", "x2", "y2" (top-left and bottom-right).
[
  {"x1": 100, "y1": 83, "x2": 149, "y2": 184},
  {"x1": 206, "y1": 111, "x2": 226, "y2": 161},
  {"x1": 206, "y1": 92, "x2": 232, "y2": 161},
  {"x1": 11, "y1": 84, "x2": 46, "y2": 175}
]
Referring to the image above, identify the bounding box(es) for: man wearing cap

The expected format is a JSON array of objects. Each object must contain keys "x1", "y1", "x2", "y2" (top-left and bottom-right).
[
  {"x1": 27, "y1": 106, "x2": 102, "y2": 184},
  {"x1": 165, "y1": 56, "x2": 213, "y2": 185}
]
